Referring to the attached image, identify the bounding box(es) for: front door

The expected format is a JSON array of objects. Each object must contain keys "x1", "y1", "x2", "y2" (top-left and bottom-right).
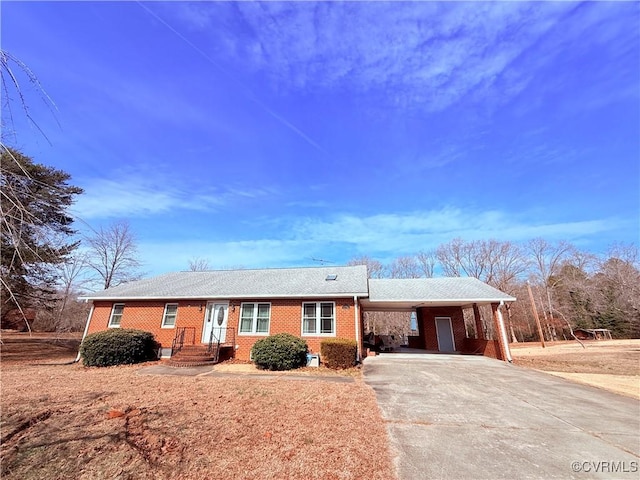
[
  {"x1": 435, "y1": 317, "x2": 455, "y2": 352},
  {"x1": 202, "y1": 302, "x2": 228, "y2": 344}
]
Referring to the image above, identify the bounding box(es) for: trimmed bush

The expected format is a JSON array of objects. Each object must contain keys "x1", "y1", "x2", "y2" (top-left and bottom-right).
[
  {"x1": 80, "y1": 329, "x2": 159, "y2": 367},
  {"x1": 320, "y1": 338, "x2": 357, "y2": 369},
  {"x1": 251, "y1": 333, "x2": 308, "y2": 371}
]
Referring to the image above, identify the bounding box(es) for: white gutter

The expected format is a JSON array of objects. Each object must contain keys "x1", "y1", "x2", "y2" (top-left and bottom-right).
[
  {"x1": 354, "y1": 295, "x2": 361, "y2": 361},
  {"x1": 362, "y1": 297, "x2": 517, "y2": 304},
  {"x1": 497, "y1": 301, "x2": 512, "y2": 363},
  {"x1": 75, "y1": 303, "x2": 94, "y2": 363},
  {"x1": 80, "y1": 292, "x2": 370, "y2": 302}
]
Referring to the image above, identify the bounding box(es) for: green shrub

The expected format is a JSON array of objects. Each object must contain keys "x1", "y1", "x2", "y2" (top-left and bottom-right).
[
  {"x1": 80, "y1": 329, "x2": 159, "y2": 367},
  {"x1": 251, "y1": 333, "x2": 308, "y2": 371},
  {"x1": 320, "y1": 338, "x2": 357, "y2": 369}
]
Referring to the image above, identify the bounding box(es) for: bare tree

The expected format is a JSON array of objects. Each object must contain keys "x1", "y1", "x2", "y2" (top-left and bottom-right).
[
  {"x1": 188, "y1": 257, "x2": 210, "y2": 271},
  {"x1": 85, "y1": 221, "x2": 143, "y2": 290},
  {"x1": 347, "y1": 255, "x2": 386, "y2": 279},
  {"x1": 526, "y1": 238, "x2": 575, "y2": 317},
  {"x1": 593, "y1": 244, "x2": 640, "y2": 337},
  {"x1": 415, "y1": 250, "x2": 436, "y2": 278},
  {"x1": 436, "y1": 237, "x2": 466, "y2": 277},
  {"x1": 389, "y1": 256, "x2": 421, "y2": 279},
  {"x1": 436, "y1": 237, "x2": 498, "y2": 279},
  {"x1": 53, "y1": 252, "x2": 90, "y2": 329},
  {"x1": 1, "y1": 50, "x2": 58, "y2": 145},
  {"x1": 486, "y1": 241, "x2": 529, "y2": 291},
  {"x1": 436, "y1": 238, "x2": 527, "y2": 286}
]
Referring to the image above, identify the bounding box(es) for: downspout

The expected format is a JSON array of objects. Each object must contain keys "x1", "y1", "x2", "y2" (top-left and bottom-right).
[
  {"x1": 497, "y1": 301, "x2": 512, "y2": 363},
  {"x1": 75, "y1": 302, "x2": 94, "y2": 363},
  {"x1": 354, "y1": 295, "x2": 361, "y2": 362}
]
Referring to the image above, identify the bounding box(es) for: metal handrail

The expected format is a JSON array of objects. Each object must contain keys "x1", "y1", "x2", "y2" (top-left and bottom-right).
[
  {"x1": 171, "y1": 327, "x2": 195, "y2": 354},
  {"x1": 206, "y1": 327, "x2": 236, "y2": 361}
]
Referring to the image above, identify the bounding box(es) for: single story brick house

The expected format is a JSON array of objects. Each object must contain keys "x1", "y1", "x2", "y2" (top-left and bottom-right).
[{"x1": 80, "y1": 265, "x2": 516, "y2": 363}]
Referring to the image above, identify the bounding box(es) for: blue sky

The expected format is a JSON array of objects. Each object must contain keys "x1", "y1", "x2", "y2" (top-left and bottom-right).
[{"x1": 3, "y1": 1, "x2": 639, "y2": 275}]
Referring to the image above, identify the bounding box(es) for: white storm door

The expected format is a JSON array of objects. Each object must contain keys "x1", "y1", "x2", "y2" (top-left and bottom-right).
[
  {"x1": 202, "y1": 302, "x2": 228, "y2": 343},
  {"x1": 435, "y1": 317, "x2": 456, "y2": 352}
]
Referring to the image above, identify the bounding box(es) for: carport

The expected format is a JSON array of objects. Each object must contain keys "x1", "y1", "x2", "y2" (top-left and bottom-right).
[{"x1": 360, "y1": 277, "x2": 516, "y2": 361}]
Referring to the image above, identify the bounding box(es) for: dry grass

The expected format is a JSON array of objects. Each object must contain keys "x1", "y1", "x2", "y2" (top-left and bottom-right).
[
  {"x1": 0, "y1": 331, "x2": 82, "y2": 365},
  {"x1": 511, "y1": 339, "x2": 640, "y2": 399},
  {"x1": 1, "y1": 333, "x2": 394, "y2": 479}
]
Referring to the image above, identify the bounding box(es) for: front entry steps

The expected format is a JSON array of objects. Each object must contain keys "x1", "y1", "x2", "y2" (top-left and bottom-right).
[{"x1": 166, "y1": 345, "x2": 218, "y2": 367}]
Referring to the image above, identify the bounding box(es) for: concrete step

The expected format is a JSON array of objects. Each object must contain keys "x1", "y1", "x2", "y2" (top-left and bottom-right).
[
  {"x1": 171, "y1": 355, "x2": 216, "y2": 363},
  {"x1": 166, "y1": 359, "x2": 217, "y2": 367}
]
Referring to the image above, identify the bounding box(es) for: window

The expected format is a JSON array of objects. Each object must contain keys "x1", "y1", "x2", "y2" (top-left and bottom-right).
[
  {"x1": 239, "y1": 303, "x2": 271, "y2": 334},
  {"x1": 162, "y1": 304, "x2": 178, "y2": 328},
  {"x1": 302, "y1": 302, "x2": 335, "y2": 336},
  {"x1": 108, "y1": 304, "x2": 124, "y2": 328}
]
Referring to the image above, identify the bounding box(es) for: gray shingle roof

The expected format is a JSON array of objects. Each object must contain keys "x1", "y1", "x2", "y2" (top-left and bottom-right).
[
  {"x1": 82, "y1": 265, "x2": 369, "y2": 300},
  {"x1": 363, "y1": 277, "x2": 515, "y2": 308}
]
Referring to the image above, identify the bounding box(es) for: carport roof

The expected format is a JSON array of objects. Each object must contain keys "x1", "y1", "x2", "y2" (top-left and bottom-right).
[{"x1": 361, "y1": 277, "x2": 516, "y2": 310}]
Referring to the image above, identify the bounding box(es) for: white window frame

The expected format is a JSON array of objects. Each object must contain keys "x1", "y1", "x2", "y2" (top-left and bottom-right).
[
  {"x1": 161, "y1": 303, "x2": 178, "y2": 328},
  {"x1": 301, "y1": 301, "x2": 336, "y2": 336},
  {"x1": 108, "y1": 304, "x2": 125, "y2": 328},
  {"x1": 238, "y1": 302, "x2": 271, "y2": 335}
]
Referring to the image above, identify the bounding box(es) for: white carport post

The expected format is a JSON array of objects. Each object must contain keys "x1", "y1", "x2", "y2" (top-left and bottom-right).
[
  {"x1": 354, "y1": 295, "x2": 361, "y2": 361},
  {"x1": 496, "y1": 301, "x2": 512, "y2": 362},
  {"x1": 75, "y1": 302, "x2": 94, "y2": 362}
]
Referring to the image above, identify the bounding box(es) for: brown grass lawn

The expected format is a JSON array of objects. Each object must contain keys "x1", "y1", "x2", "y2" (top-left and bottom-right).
[
  {"x1": 1, "y1": 333, "x2": 394, "y2": 479},
  {"x1": 510, "y1": 339, "x2": 640, "y2": 399}
]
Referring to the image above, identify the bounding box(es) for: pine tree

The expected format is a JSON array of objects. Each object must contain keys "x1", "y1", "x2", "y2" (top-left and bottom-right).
[{"x1": 1, "y1": 147, "x2": 83, "y2": 328}]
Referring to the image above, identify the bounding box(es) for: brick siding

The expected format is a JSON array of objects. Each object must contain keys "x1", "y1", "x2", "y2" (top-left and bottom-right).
[
  {"x1": 87, "y1": 297, "x2": 358, "y2": 361},
  {"x1": 417, "y1": 306, "x2": 466, "y2": 352},
  {"x1": 462, "y1": 338, "x2": 501, "y2": 359}
]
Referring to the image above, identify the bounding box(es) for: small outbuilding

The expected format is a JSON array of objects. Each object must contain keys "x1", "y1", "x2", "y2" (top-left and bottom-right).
[{"x1": 574, "y1": 328, "x2": 613, "y2": 340}]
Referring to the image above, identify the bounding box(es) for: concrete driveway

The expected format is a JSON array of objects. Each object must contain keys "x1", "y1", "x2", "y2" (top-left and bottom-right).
[{"x1": 364, "y1": 354, "x2": 639, "y2": 480}]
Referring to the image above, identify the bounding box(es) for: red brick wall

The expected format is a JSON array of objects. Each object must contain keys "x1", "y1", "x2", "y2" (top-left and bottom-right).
[
  {"x1": 87, "y1": 300, "x2": 207, "y2": 348},
  {"x1": 417, "y1": 307, "x2": 466, "y2": 352},
  {"x1": 229, "y1": 298, "x2": 357, "y2": 360},
  {"x1": 87, "y1": 297, "x2": 359, "y2": 361},
  {"x1": 462, "y1": 338, "x2": 501, "y2": 359}
]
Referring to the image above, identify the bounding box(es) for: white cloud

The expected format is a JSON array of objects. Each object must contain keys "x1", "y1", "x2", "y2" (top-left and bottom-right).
[
  {"x1": 165, "y1": 1, "x2": 586, "y2": 113},
  {"x1": 135, "y1": 206, "x2": 630, "y2": 275},
  {"x1": 138, "y1": 238, "x2": 316, "y2": 274},
  {"x1": 289, "y1": 209, "x2": 622, "y2": 255},
  {"x1": 72, "y1": 169, "x2": 273, "y2": 219}
]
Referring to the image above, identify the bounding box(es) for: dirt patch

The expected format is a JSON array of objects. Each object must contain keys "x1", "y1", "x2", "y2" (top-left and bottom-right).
[
  {"x1": 1, "y1": 336, "x2": 394, "y2": 480},
  {"x1": 511, "y1": 339, "x2": 640, "y2": 399}
]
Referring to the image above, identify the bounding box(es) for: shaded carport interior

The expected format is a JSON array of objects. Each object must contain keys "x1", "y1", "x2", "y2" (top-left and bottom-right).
[{"x1": 359, "y1": 277, "x2": 516, "y2": 361}]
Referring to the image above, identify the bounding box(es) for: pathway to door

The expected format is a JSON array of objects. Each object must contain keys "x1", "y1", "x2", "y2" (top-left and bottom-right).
[{"x1": 363, "y1": 354, "x2": 639, "y2": 480}]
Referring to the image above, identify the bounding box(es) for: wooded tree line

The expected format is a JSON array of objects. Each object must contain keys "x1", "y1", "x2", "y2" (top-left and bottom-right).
[{"x1": 349, "y1": 239, "x2": 640, "y2": 340}]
